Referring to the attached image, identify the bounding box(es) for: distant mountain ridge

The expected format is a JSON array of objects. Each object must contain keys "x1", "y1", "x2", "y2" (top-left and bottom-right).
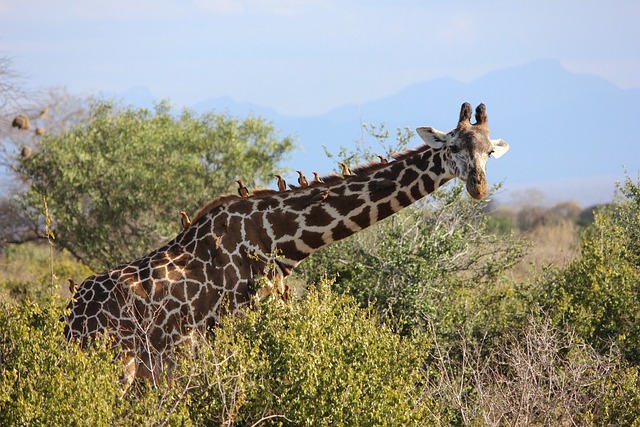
[{"x1": 119, "y1": 60, "x2": 640, "y2": 207}]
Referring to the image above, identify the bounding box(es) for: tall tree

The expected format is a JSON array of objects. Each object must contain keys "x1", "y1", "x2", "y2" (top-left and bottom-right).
[{"x1": 16, "y1": 99, "x2": 295, "y2": 270}]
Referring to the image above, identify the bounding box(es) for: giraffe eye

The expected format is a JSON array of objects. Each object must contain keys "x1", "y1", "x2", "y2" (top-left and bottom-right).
[{"x1": 450, "y1": 145, "x2": 460, "y2": 154}]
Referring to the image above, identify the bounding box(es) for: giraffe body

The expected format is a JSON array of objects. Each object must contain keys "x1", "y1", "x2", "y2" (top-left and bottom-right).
[{"x1": 64, "y1": 103, "x2": 509, "y2": 387}]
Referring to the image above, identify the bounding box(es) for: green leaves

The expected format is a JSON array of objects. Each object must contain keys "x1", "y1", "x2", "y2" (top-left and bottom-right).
[
  {"x1": 18, "y1": 99, "x2": 295, "y2": 271},
  {"x1": 182, "y1": 280, "x2": 431, "y2": 426},
  {"x1": 297, "y1": 182, "x2": 527, "y2": 336},
  {"x1": 0, "y1": 298, "x2": 121, "y2": 426},
  {"x1": 0, "y1": 281, "x2": 434, "y2": 426},
  {"x1": 542, "y1": 175, "x2": 640, "y2": 363}
]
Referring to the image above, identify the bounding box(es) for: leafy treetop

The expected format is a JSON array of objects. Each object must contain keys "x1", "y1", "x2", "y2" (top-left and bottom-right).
[{"x1": 17, "y1": 99, "x2": 295, "y2": 271}]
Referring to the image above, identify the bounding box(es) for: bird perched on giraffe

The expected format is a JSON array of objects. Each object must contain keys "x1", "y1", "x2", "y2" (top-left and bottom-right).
[
  {"x1": 338, "y1": 162, "x2": 352, "y2": 177},
  {"x1": 296, "y1": 170, "x2": 309, "y2": 188},
  {"x1": 180, "y1": 211, "x2": 191, "y2": 229},
  {"x1": 275, "y1": 174, "x2": 287, "y2": 192},
  {"x1": 236, "y1": 179, "x2": 250, "y2": 197},
  {"x1": 305, "y1": 189, "x2": 330, "y2": 207}
]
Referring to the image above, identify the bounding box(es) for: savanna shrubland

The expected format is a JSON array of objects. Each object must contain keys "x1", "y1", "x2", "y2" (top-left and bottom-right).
[
  {"x1": 0, "y1": 282, "x2": 435, "y2": 426},
  {"x1": 1, "y1": 102, "x2": 640, "y2": 425}
]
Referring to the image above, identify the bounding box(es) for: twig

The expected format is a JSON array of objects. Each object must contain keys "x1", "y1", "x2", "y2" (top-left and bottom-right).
[
  {"x1": 43, "y1": 196, "x2": 56, "y2": 292},
  {"x1": 249, "y1": 414, "x2": 294, "y2": 427}
]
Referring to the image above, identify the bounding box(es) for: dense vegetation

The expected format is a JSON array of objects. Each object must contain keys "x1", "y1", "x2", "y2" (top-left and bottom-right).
[
  {"x1": 1, "y1": 100, "x2": 640, "y2": 425},
  {"x1": 13, "y1": 99, "x2": 295, "y2": 271}
]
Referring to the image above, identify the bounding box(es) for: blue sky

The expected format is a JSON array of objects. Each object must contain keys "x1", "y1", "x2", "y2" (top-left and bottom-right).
[{"x1": 1, "y1": 0, "x2": 638, "y2": 116}]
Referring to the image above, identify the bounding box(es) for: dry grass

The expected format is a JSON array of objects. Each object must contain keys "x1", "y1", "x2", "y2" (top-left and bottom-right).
[
  {"x1": 508, "y1": 219, "x2": 580, "y2": 281},
  {"x1": 0, "y1": 242, "x2": 92, "y2": 303}
]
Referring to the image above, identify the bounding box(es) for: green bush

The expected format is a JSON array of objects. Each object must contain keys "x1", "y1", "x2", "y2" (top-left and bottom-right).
[
  {"x1": 542, "y1": 176, "x2": 640, "y2": 364},
  {"x1": 297, "y1": 183, "x2": 527, "y2": 337},
  {"x1": 0, "y1": 280, "x2": 438, "y2": 426},
  {"x1": 591, "y1": 363, "x2": 640, "y2": 426},
  {"x1": 0, "y1": 297, "x2": 121, "y2": 426},
  {"x1": 180, "y1": 280, "x2": 434, "y2": 426}
]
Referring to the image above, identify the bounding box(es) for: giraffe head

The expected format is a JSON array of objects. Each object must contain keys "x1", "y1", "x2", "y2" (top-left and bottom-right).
[{"x1": 416, "y1": 102, "x2": 509, "y2": 200}]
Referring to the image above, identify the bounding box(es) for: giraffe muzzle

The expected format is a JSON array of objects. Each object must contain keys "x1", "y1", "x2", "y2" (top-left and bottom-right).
[{"x1": 466, "y1": 172, "x2": 488, "y2": 200}]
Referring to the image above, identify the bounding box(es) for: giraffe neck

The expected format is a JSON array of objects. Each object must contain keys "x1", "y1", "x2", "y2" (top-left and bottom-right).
[
  {"x1": 289, "y1": 145, "x2": 454, "y2": 260},
  {"x1": 207, "y1": 144, "x2": 455, "y2": 277}
]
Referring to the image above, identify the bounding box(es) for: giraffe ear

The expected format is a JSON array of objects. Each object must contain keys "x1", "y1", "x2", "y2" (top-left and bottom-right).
[
  {"x1": 416, "y1": 127, "x2": 448, "y2": 149},
  {"x1": 490, "y1": 138, "x2": 509, "y2": 159}
]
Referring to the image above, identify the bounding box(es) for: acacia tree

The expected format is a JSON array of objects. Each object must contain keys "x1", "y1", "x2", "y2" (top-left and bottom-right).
[{"x1": 16, "y1": 99, "x2": 295, "y2": 271}]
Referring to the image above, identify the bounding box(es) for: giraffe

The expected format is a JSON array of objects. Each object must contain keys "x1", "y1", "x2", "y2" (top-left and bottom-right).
[{"x1": 63, "y1": 102, "x2": 509, "y2": 389}]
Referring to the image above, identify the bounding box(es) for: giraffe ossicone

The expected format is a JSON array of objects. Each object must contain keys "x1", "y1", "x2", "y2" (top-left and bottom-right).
[{"x1": 64, "y1": 102, "x2": 509, "y2": 389}]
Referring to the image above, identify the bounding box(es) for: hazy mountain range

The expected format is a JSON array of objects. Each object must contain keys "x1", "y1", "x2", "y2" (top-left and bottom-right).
[{"x1": 49, "y1": 61, "x2": 640, "y2": 207}]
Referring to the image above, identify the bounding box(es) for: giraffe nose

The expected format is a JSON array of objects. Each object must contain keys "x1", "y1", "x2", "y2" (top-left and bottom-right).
[
  {"x1": 467, "y1": 184, "x2": 487, "y2": 200},
  {"x1": 466, "y1": 171, "x2": 488, "y2": 200}
]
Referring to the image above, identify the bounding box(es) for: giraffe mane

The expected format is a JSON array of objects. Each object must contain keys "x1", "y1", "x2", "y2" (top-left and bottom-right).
[
  {"x1": 389, "y1": 143, "x2": 429, "y2": 162},
  {"x1": 190, "y1": 194, "x2": 240, "y2": 224},
  {"x1": 250, "y1": 188, "x2": 278, "y2": 197},
  {"x1": 330, "y1": 143, "x2": 429, "y2": 179},
  {"x1": 190, "y1": 144, "x2": 429, "y2": 225},
  {"x1": 190, "y1": 189, "x2": 277, "y2": 224}
]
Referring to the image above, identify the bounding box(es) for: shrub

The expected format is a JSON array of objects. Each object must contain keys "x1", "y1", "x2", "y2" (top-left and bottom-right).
[
  {"x1": 180, "y1": 280, "x2": 434, "y2": 426},
  {"x1": 0, "y1": 279, "x2": 438, "y2": 426},
  {"x1": 297, "y1": 183, "x2": 527, "y2": 337},
  {"x1": 543, "y1": 175, "x2": 640, "y2": 364},
  {"x1": 592, "y1": 362, "x2": 640, "y2": 425},
  {"x1": 0, "y1": 297, "x2": 121, "y2": 426}
]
